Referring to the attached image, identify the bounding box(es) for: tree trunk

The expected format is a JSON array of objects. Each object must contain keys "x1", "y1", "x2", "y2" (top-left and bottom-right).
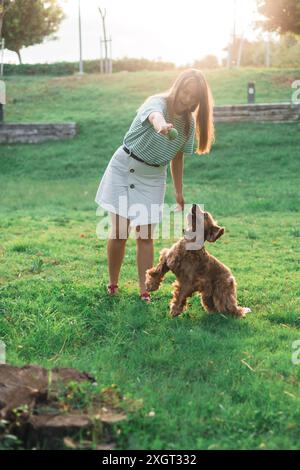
[
  {"x1": 0, "y1": 0, "x2": 4, "y2": 38},
  {"x1": 16, "y1": 49, "x2": 22, "y2": 64}
]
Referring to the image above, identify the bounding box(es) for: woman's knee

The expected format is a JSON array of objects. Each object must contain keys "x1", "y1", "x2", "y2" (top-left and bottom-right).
[
  {"x1": 110, "y1": 213, "x2": 131, "y2": 240},
  {"x1": 110, "y1": 230, "x2": 130, "y2": 241},
  {"x1": 135, "y1": 224, "x2": 156, "y2": 241}
]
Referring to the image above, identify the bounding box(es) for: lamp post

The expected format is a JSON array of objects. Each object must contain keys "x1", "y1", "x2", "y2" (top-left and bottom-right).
[
  {"x1": 227, "y1": 0, "x2": 237, "y2": 68},
  {"x1": 78, "y1": 0, "x2": 84, "y2": 74},
  {"x1": 232, "y1": 0, "x2": 237, "y2": 67},
  {"x1": 247, "y1": 82, "x2": 256, "y2": 104},
  {"x1": 98, "y1": 6, "x2": 108, "y2": 74},
  {"x1": 98, "y1": 6, "x2": 112, "y2": 74},
  {"x1": 0, "y1": 0, "x2": 4, "y2": 122}
]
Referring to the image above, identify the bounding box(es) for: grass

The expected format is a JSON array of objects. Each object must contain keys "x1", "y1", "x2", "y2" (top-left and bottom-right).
[{"x1": 0, "y1": 68, "x2": 300, "y2": 450}]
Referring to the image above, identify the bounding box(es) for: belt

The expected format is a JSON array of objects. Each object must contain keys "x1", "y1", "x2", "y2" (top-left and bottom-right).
[{"x1": 122, "y1": 145, "x2": 160, "y2": 167}]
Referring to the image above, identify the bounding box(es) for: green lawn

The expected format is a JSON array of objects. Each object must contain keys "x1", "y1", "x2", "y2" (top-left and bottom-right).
[{"x1": 0, "y1": 68, "x2": 300, "y2": 450}]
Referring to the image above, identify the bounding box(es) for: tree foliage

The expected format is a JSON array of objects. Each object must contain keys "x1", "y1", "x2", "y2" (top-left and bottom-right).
[
  {"x1": 193, "y1": 55, "x2": 220, "y2": 69},
  {"x1": 257, "y1": 0, "x2": 300, "y2": 35},
  {"x1": 223, "y1": 33, "x2": 300, "y2": 68},
  {"x1": 0, "y1": 0, "x2": 5, "y2": 38},
  {"x1": 2, "y1": 0, "x2": 65, "y2": 63}
]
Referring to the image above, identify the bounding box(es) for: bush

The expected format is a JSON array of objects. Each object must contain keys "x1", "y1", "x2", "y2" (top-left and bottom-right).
[
  {"x1": 271, "y1": 34, "x2": 300, "y2": 68},
  {"x1": 3, "y1": 62, "x2": 77, "y2": 76},
  {"x1": 2, "y1": 57, "x2": 176, "y2": 76},
  {"x1": 193, "y1": 55, "x2": 220, "y2": 69},
  {"x1": 222, "y1": 34, "x2": 300, "y2": 68}
]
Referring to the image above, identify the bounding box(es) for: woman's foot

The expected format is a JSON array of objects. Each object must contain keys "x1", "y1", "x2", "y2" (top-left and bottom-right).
[
  {"x1": 140, "y1": 291, "x2": 151, "y2": 303},
  {"x1": 107, "y1": 284, "x2": 119, "y2": 296}
]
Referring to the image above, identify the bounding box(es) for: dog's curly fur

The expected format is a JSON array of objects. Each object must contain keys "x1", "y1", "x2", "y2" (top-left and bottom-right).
[{"x1": 145, "y1": 204, "x2": 251, "y2": 318}]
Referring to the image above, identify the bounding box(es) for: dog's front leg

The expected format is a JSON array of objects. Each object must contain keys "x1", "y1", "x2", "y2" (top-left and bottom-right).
[{"x1": 145, "y1": 249, "x2": 170, "y2": 292}]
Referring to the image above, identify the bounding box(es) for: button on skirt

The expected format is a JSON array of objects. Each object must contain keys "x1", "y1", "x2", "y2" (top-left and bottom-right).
[{"x1": 95, "y1": 145, "x2": 168, "y2": 226}]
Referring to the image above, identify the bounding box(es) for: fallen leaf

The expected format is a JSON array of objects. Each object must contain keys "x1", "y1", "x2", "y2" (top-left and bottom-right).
[{"x1": 241, "y1": 359, "x2": 255, "y2": 372}]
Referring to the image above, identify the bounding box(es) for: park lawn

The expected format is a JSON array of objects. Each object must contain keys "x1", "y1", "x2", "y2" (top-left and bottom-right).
[{"x1": 0, "y1": 68, "x2": 300, "y2": 449}]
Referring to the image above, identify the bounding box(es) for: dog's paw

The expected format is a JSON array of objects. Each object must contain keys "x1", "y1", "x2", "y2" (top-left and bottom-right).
[
  {"x1": 243, "y1": 307, "x2": 252, "y2": 314},
  {"x1": 170, "y1": 305, "x2": 183, "y2": 318},
  {"x1": 144, "y1": 278, "x2": 155, "y2": 292},
  {"x1": 235, "y1": 306, "x2": 251, "y2": 318},
  {"x1": 145, "y1": 281, "x2": 158, "y2": 292},
  {"x1": 237, "y1": 307, "x2": 251, "y2": 318}
]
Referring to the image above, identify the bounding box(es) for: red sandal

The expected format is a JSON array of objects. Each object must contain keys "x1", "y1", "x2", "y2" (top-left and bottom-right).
[
  {"x1": 107, "y1": 284, "x2": 119, "y2": 295},
  {"x1": 140, "y1": 291, "x2": 151, "y2": 303}
]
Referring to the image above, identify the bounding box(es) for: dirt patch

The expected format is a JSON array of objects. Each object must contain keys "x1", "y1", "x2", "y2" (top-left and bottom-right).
[{"x1": 0, "y1": 364, "x2": 137, "y2": 449}]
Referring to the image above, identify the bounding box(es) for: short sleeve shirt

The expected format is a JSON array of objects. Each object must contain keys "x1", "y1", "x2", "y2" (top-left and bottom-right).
[{"x1": 123, "y1": 96, "x2": 195, "y2": 166}]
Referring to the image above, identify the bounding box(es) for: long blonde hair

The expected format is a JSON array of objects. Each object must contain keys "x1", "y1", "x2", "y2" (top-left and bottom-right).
[{"x1": 138, "y1": 68, "x2": 215, "y2": 154}]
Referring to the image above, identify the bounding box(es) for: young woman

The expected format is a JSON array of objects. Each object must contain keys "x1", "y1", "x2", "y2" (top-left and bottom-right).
[{"x1": 95, "y1": 68, "x2": 214, "y2": 302}]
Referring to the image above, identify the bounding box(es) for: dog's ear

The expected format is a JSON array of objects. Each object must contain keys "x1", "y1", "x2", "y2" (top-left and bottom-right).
[
  {"x1": 186, "y1": 204, "x2": 197, "y2": 231},
  {"x1": 209, "y1": 226, "x2": 225, "y2": 242},
  {"x1": 191, "y1": 204, "x2": 197, "y2": 233}
]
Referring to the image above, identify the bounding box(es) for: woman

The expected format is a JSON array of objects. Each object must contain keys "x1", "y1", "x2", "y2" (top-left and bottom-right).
[{"x1": 95, "y1": 68, "x2": 215, "y2": 302}]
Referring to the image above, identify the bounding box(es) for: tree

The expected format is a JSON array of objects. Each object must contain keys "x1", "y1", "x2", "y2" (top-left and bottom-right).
[
  {"x1": 0, "y1": 1, "x2": 4, "y2": 38},
  {"x1": 221, "y1": 34, "x2": 300, "y2": 68},
  {"x1": 2, "y1": 0, "x2": 65, "y2": 64},
  {"x1": 271, "y1": 33, "x2": 300, "y2": 67},
  {"x1": 257, "y1": 0, "x2": 300, "y2": 35},
  {"x1": 193, "y1": 55, "x2": 220, "y2": 69}
]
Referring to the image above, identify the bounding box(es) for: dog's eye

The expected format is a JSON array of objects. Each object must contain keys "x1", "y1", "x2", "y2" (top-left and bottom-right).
[{"x1": 204, "y1": 212, "x2": 208, "y2": 219}]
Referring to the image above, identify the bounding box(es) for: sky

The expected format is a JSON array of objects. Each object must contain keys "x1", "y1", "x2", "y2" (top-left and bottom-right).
[{"x1": 3, "y1": 0, "x2": 264, "y2": 65}]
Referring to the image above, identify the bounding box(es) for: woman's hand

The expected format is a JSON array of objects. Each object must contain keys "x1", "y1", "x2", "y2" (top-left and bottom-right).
[
  {"x1": 175, "y1": 193, "x2": 185, "y2": 212},
  {"x1": 149, "y1": 112, "x2": 174, "y2": 135},
  {"x1": 156, "y1": 123, "x2": 174, "y2": 136}
]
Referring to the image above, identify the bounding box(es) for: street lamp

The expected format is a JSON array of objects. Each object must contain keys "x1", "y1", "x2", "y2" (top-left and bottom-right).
[
  {"x1": 247, "y1": 82, "x2": 256, "y2": 104},
  {"x1": 78, "y1": 0, "x2": 84, "y2": 74},
  {"x1": 0, "y1": 0, "x2": 4, "y2": 122},
  {"x1": 227, "y1": 0, "x2": 237, "y2": 68}
]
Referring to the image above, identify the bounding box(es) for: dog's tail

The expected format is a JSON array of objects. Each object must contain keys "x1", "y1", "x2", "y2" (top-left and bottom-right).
[{"x1": 145, "y1": 249, "x2": 170, "y2": 292}]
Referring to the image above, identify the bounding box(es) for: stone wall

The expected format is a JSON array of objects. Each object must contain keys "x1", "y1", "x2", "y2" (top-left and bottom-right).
[
  {"x1": 214, "y1": 103, "x2": 300, "y2": 123},
  {"x1": 0, "y1": 123, "x2": 77, "y2": 144},
  {"x1": 0, "y1": 103, "x2": 299, "y2": 145}
]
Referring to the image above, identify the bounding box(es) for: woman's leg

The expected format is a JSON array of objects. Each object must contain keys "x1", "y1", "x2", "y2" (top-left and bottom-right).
[
  {"x1": 135, "y1": 224, "x2": 157, "y2": 295},
  {"x1": 107, "y1": 212, "x2": 131, "y2": 287}
]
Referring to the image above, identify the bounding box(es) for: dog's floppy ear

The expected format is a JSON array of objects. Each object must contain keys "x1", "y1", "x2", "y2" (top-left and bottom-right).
[
  {"x1": 209, "y1": 227, "x2": 225, "y2": 242},
  {"x1": 191, "y1": 204, "x2": 197, "y2": 233},
  {"x1": 185, "y1": 204, "x2": 197, "y2": 231},
  {"x1": 183, "y1": 205, "x2": 196, "y2": 240}
]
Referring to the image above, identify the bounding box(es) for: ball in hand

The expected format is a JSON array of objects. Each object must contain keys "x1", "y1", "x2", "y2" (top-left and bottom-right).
[{"x1": 167, "y1": 128, "x2": 178, "y2": 141}]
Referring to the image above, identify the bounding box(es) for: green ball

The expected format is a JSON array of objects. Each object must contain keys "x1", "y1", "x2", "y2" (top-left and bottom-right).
[{"x1": 167, "y1": 128, "x2": 178, "y2": 141}]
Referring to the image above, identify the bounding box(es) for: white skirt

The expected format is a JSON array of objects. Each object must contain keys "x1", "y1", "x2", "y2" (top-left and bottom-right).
[{"x1": 95, "y1": 145, "x2": 168, "y2": 226}]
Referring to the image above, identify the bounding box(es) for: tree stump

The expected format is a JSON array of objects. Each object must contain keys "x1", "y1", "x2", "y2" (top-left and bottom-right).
[{"x1": 0, "y1": 364, "x2": 128, "y2": 449}]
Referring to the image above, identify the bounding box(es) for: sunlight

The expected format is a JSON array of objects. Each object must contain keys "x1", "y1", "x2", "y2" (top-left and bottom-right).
[
  {"x1": 4, "y1": 0, "x2": 261, "y2": 65},
  {"x1": 84, "y1": 0, "x2": 260, "y2": 64}
]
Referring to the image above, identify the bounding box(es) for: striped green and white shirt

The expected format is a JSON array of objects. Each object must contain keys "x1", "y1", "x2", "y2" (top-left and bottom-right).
[{"x1": 123, "y1": 96, "x2": 195, "y2": 166}]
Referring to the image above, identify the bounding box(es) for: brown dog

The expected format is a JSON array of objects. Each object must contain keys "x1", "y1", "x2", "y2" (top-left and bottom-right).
[{"x1": 145, "y1": 204, "x2": 251, "y2": 318}]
